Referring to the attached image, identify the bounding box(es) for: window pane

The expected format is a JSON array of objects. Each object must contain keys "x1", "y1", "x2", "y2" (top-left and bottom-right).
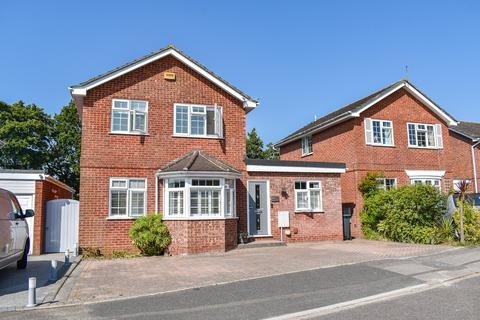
[
  {"x1": 168, "y1": 179, "x2": 185, "y2": 188},
  {"x1": 295, "y1": 182, "x2": 307, "y2": 190},
  {"x1": 211, "y1": 191, "x2": 220, "y2": 214},
  {"x1": 130, "y1": 101, "x2": 147, "y2": 111},
  {"x1": 206, "y1": 109, "x2": 215, "y2": 135},
  {"x1": 225, "y1": 191, "x2": 232, "y2": 216},
  {"x1": 385, "y1": 179, "x2": 396, "y2": 190},
  {"x1": 383, "y1": 127, "x2": 393, "y2": 145},
  {"x1": 296, "y1": 191, "x2": 309, "y2": 209},
  {"x1": 427, "y1": 126, "x2": 435, "y2": 146},
  {"x1": 112, "y1": 111, "x2": 129, "y2": 131},
  {"x1": 175, "y1": 106, "x2": 189, "y2": 134},
  {"x1": 190, "y1": 191, "x2": 199, "y2": 215},
  {"x1": 192, "y1": 106, "x2": 205, "y2": 113},
  {"x1": 408, "y1": 124, "x2": 416, "y2": 145},
  {"x1": 130, "y1": 191, "x2": 145, "y2": 216},
  {"x1": 309, "y1": 182, "x2": 320, "y2": 189},
  {"x1": 114, "y1": 100, "x2": 128, "y2": 109},
  {"x1": 132, "y1": 112, "x2": 146, "y2": 132},
  {"x1": 373, "y1": 121, "x2": 382, "y2": 143},
  {"x1": 310, "y1": 190, "x2": 321, "y2": 211},
  {"x1": 129, "y1": 179, "x2": 145, "y2": 189},
  {"x1": 417, "y1": 130, "x2": 427, "y2": 147},
  {"x1": 191, "y1": 114, "x2": 205, "y2": 135},
  {"x1": 112, "y1": 180, "x2": 127, "y2": 188},
  {"x1": 169, "y1": 191, "x2": 184, "y2": 215},
  {"x1": 200, "y1": 191, "x2": 209, "y2": 214},
  {"x1": 111, "y1": 190, "x2": 127, "y2": 216}
]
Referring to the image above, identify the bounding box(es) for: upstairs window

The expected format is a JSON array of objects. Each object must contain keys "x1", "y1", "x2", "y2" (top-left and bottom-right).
[
  {"x1": 111, "y1": 99, "x2": 148, "y2": 134},
  {"x1": 407, "y1": 123, "x2": 443, "y2": 149},
  {"x1": 174, "y1": 104, "x2": 223, "y2": 138},
  {"x1": 301, "y1": 135, "x2": 313, "y2": 156},
  {"x1": 294, "y1": 181, "x2": 322, "y2": 212},
  {"x1": 364, "y1": 119, "x2": 394, "y2": 146}
]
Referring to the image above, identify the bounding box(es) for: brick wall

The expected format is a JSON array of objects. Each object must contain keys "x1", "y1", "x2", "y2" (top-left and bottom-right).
[
  {"x1": 33, "y1": 178, "x2": 73, "y2": 255},
  {"x1": 280, "y1": 88, "x2": 475, "y2": 238},
  {"x1": 247, "y1": 172, "x2": 343, "y2": 242},
  {"x1": 79, "y1": 55, "x2": 248, "y2": 254}
]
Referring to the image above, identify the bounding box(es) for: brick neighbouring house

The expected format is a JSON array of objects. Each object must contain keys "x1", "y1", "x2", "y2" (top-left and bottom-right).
[
  {"x1": 69, "y1": 45, "x2": 347, "y2": 255},
  {"x1": 0, "y1": 169, "x2": 74, "y2": 255},
  {"x1": 276, "y1": 80, "x2": 479, "y2": 238}
]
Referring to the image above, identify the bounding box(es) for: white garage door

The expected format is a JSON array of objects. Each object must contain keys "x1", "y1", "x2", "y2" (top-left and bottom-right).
[
  {"x1": 16, "y1": 195, "x2": 34, "y2": 255},
  {"x1": 45, "y1": 199, "x2": 79, "y2": 253}
]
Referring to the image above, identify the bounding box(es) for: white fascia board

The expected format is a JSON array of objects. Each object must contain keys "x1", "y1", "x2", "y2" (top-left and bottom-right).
[
  {"x1": 247, "y1": 165, "x2": 346, "y2": 174},
  {"x1": 69, "y1": 49, "x2": 257, "y2": 109},
  {"x1": 276, "y1": 113, "x2": 353, "y2": 147},
  {"x1": 405, "y1": 170, "x2": 446, "y2": 179},
  {"x1": 352, "y1": 82, "x2": 458, "y2": 127},
  {"x1": 156, "y1": 171, "x2": 242, "y2": 179},
  {"x1": 0, "y1": 173, "x2": 46, "y2": 181}
]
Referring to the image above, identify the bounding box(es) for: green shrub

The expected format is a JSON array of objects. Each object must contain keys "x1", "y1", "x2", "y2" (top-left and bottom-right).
[
  {"x1": 453, "y1": 204, "x2": 480, "y2": 244},
  {"x1": 435, "y1": 217, "x2": 455, "y2": 243},
  {"x1": 129, "y1": 214, "x2": 171, "y2": 256},
  {"x1": 361, "y1": 185, "x2": 447, "y2": 244},
  {"x1": 358, "y1": 172, "x2": 385, "y2": 197}
]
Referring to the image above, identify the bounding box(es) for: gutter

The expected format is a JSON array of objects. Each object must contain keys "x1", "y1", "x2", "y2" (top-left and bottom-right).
[{"x1": 472, "y1": 140, "x2": 480, "y2": 193}]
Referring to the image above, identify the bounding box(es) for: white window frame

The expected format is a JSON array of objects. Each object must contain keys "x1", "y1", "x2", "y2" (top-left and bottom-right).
[
  {"x1": 301, "y1": 135, "x2": 313, "y2": 156},
  {"x1": 294, "y1": 181, "x2": 323, "y2": 212},
  {"x1": 377, "y1": 178, "x2": 397, "y2": 190},
  {"x1": 407, "y1": 122, "x2": 443, "y2": 149},
  {"x1": 173, "y1": 103, "x2": 223, "y2": 138},
  {"x1": 411, "y1": 178, "x2": 441, "y2": 189},
  {"x1": 109, "y1": 178, "x2": 147, "y2": 218},
  {"x1": 111, "y1": 99, "x2": 148, "y2": 134},
  {"x1": 365, "y1": 118, "x2": 394, "y2": 146},
  {"x1": 163, "y1": 177, "x2": 236, "y2": 219}
]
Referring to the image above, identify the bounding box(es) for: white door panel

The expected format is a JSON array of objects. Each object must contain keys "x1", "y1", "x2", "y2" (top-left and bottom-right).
[{"x1": 16, "y1": 195, "x2": 34, "y2": 254}]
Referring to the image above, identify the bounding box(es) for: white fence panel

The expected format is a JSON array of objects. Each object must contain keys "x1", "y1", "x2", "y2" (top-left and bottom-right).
[{"x1": 45, "y1": 199, "x2": 79, "y2": 253}]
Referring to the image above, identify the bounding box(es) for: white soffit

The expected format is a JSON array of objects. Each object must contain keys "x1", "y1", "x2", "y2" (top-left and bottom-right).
[{"x1": 405, "y1": 170, "x2": 446, "y2": 179}]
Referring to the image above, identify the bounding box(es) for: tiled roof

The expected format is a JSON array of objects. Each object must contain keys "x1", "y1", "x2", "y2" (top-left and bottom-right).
[
  {"x1": 70, "y1": 45, "x2": 257, "y2": 103},
  {"x1": 276, "y1": 79, "x2": 456, "y2": 146},
  {"x1": 450, "y1": 121, "x2": 480, "y2": 141},
  {"x1": 159, "y1": 150, "x2": 241, "y2": 174},
  {"x1": 245, "y1": 158, "x2": 346, "y2": 169}
]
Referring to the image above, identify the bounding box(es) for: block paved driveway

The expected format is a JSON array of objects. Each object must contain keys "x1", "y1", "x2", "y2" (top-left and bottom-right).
[{"x1": 65, "y1": 240, "x2": 454, "y2": 304}]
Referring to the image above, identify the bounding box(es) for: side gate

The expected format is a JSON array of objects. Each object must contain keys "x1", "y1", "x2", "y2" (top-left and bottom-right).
[{"x1": 45, "y1": 199, "x2": 79, "y2": 253}]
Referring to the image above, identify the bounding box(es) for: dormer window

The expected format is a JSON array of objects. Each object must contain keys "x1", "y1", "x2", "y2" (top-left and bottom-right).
[
  {"x1": 301, "y1": 135, "x2": 313, "y2": 156},
  {"x1": 111, "y1": 99, "x2": 148, "y2": 134},
  {"x1": 174, "y1": 104, "x2": 223, "y2": 138}
]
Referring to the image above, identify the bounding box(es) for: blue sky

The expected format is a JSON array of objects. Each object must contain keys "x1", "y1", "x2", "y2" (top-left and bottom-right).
[{"x1": 1, "y1": 1, "x2": 479, "y2": 144}]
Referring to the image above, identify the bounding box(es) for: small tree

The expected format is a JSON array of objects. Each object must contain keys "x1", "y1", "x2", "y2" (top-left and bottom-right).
[
  {"x1": 129, "y1": 214, "x2": 171, "y2": 255},
  {"x1": 455, "y1": 180, "x2": 471, "y2": 245},
  {"x1": 263, "y1": 142, "x2": 280, "y2": 160},
  {"x1": 246, "y1": 128, "x2": 265, "y2": 159},
  {"x1": 358, "y1": 172, "x2": 385, "y2": 198}
]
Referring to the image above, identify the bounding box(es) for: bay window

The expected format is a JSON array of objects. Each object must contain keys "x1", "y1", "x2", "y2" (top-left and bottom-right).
[
  {"x1": 407, "y1": 123, "x2": 443, "y2": 149},
  {"x1": 174, "y1": 104, "x2": 223, "y2": 138},
  {"x1": 109, "y1": 178, "x2": 146, "y2": 218},
  {"x1": 164, "y1": 177, "x2": 236, "y2": 219},
  {"x1": 294, "y1": 181, "x2": 323, "y2": 212},
  {"x1": 111, "y1": 99, "x2": 148, "y2": 134}
]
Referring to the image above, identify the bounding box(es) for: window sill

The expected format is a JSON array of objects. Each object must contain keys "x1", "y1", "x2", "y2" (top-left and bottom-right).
[
  {"x1": 366, "y1": 144, "x2": 396, "y2": 148},
  {"x1": 163, "y1": 216, "x2": 238, "y2": 221},
  {"x1": 407, "y1": 146, "x2": 443, "y2": 150},
  {"x1": 172, "y1": 134, "x2": 224, "y2": 140},
  {"x1": 106, "y1": 216, "x2": 142, "y2": 221},
  {"x1": 109, "y1": 132, "x2": 149, "y2": 136},
  {"x1": 301, "y1": 152, "x2": 313, "y2": 158},
  {"x1": 294, "y1": 210, "x2": 324, "y2": 214}
]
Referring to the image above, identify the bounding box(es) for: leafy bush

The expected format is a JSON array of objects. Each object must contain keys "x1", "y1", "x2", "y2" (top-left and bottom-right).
[
  {"x1": 435, "y1": 217, "x2": 455, "y2": 243},
  {"x1": 361, "y1": 185, "x2": 447, "y2": 244},
  {"x1": 453, "y1": 204, "x2": 480, "y2": 244},
  {"x1": 358, "y1": 172, "x2": 385, "y2": 197},
  {"x1": 129, "y1": 214, "x2": 171, "y2": 256}
]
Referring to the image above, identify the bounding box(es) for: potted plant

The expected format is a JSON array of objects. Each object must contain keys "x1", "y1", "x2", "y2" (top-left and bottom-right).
[{"x1": 238, "y1": 232, "x2": 248, "y2": 244}]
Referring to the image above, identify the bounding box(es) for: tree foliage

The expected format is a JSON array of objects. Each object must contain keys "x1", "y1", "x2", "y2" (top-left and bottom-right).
[
  {"x1": 0, "y1": 100, "x2": 81, "y2": 196},
  {"x1": 129, "y1": 214, "x2": 172, "y2": 256},
  {"x1": 361, "y1": 185, "x2": 447, "y2": 244},
  {"x1": 358, "y1": 172, "x2": 385, "y2": 197},
  {"x1": 246, "y1": 128, "x2": 279, "y2": 160}
]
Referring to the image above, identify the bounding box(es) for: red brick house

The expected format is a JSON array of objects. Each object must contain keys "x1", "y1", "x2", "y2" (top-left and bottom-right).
[
  {"x1": 276, "y1": 80, "x2": 479, "y2": 238},
  {"x1": 69, "y1": 46, "x2": 346, "y2": 255}
]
